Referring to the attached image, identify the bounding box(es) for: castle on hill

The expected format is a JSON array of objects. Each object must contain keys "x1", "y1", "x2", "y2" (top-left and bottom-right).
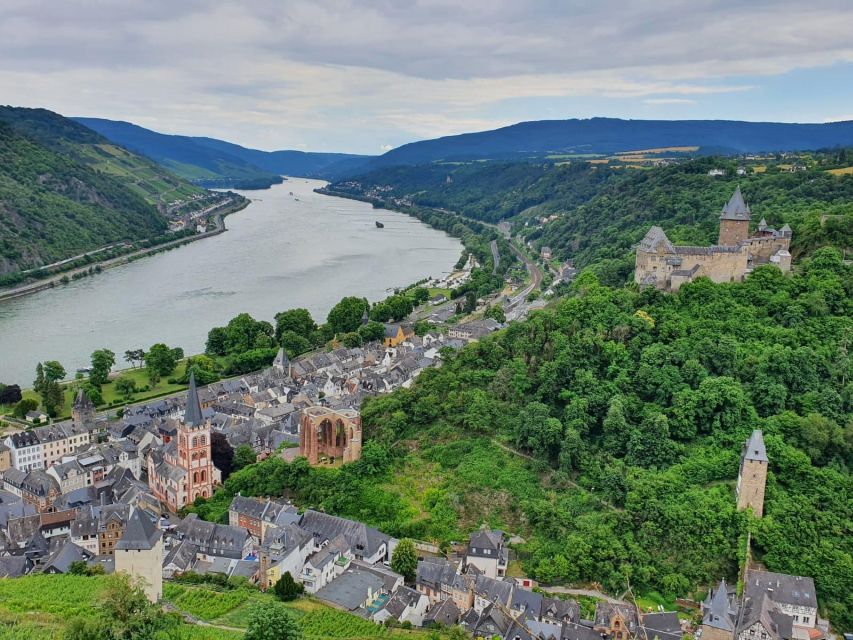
[{"x1": 635, "y1": 186, "x2": 792, "y2": 292}]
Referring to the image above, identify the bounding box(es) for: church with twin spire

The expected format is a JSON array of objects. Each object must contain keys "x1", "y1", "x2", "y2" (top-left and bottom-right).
[
  {"x1": 146, "y1": 372, "x2": 221, "y2": 511},
  {"x1": 635, "y1": 186, "x2": 792, "y2": 292}
]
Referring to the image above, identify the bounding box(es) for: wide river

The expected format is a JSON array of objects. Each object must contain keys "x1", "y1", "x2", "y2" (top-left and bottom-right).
[{"x1": 0, "y1": 179, "x2": 461, "y2": 383}]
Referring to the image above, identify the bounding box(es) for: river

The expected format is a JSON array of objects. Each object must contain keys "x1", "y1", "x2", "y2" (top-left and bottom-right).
[{"x1": 0, "y1": 179, "x2": 462, "y2": 384}]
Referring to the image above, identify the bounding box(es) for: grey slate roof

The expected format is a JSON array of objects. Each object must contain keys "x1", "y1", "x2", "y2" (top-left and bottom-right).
[
  {"x1": 475, "y1": 574, "x2": 514, "y2": 605},
  {"x1": 299, "y1": 509, "x2": 388, "y2": 559},
  {"x1": 184, "y1": 372, "x2": 205, "y2": 426},
  {"x1": 176, "y1": 514, "x2": 249, "y2": 559},
  {"x1": 315, "y1": 569, "x2": 385, "y2": 611},
  {"x1": 637, "y1": 226, "x2": 675, "y2": 253},
  {"x1": 738, "y1": 593, "x2": 793, "y2": 640},
  {"x1": 703, "y1": 578, "x2": 737, "y2": 631},
  {"x1": 744, "y1": 570, "x2": 817, "y2": 609},
  {"x1": 721, "y1": 185, "x2": 751, "y2": 221},
  {"x1": 424, "y1": 598, "x2": 461, "y2": 626},
  {"x1": 561, "y1": 621, "x2": 601, "y2": 640},
  {"x1": 42, "y1": 541, "x2": 93, "y2": 573},
  {"x1": 742, "y1": 430, "x2": 768, "y2": 463},
  {"x1": 0, "y1": 555, "x2": 30, "y2": 577},
  {"x1": 115, "y1": 507, "x2": 160, "y2": 551}
]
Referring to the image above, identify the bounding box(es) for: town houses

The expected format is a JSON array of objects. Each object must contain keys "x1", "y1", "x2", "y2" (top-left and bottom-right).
[{"x1": 0, "y1": 330, "x2": 830, "y2": 637}]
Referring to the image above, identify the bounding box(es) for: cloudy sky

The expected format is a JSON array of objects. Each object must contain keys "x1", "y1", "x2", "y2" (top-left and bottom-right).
[{"x1": 3, "y1": 0, "x2": 853, "y2": 154}]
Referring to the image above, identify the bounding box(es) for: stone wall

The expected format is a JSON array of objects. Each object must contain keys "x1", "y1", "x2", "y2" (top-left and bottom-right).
[{"x1": 736, "y1": 459, "x2": 767, "y2": 517}]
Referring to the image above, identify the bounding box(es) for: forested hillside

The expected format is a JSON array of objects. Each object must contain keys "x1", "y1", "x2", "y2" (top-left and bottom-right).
[
  {"x1": 0, "y1": 118, "x2": 168, "y2": 274},
  {"x1": 356, "y1": 117, "x2": 853, "y2": 170},
  {"x1": 330, "y1": 155, "x2": 853, "y2": 284},
  {"x1": 191, "y1": 249, "x2": 852, "y2": 629},
  {"x1": 76, "y1": 117, "x2": 372, "y2": 185}
]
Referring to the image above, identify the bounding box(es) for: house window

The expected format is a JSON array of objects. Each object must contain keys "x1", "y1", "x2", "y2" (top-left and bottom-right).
[{"x1": 803, "y1": 617, "x2": 809, "y2": 624}]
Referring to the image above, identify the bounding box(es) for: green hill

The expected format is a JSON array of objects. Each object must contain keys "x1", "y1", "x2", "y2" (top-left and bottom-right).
[
  {"x1": 0, "y1": 106, "x2": 210, "y2": 275},
  {"x1": 328, "y1": 153, "x2": 853, "y2": 284},
  {"x1": 190, "y1": 250, "x2": 853, "y2": 629}
]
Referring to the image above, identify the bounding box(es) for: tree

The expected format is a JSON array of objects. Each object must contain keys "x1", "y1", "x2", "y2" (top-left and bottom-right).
[
  {"x1": 274, "y1": 308, "x2": 317, "y2": 341},
  {"x1": 145, "y1": 343, "x2": 179, "y2": 385},
  {"x1": 43, "y1": 380, "x2": 64, "y2": 417},
  {"x1": 233, "y1": 445, "x2": 257, "y2": 471},
  {"x1": 390, "y1": 538, "x2": 418, "y2": 582},
  {"x1": 211, "y1": 432, "x2": 235, "y2": 480},
  {"x1": 484, "y1": 303, "x2": 506, "y2": 323},
  {"x1": 358, "y1": 321, "x2": 386, "y2": 343},
  {"x1": 13, "y1": 397, "x2": 38, "y2": 418},
  {"x1": 81, "y1": 383, "x2": 103, "y2": 407},
  {"x1": 0, "y1": 383, "x2": 22, "y2": 404},
  {"x1": 90, "y1": 349, "x2": 115, "y2": 386},
  {"x1": 272, "y1": 571, "x2": 305, "y2": 601},
  {"x1": 206, "y1": 326, "x2": 228, "y2": 356},
  {"x1": 34, "y1": 362, "x2": 45, "y2": 394},
  {"x1": 114, "y1": 376, "x2": 137, "y2": 402},
  {"x1": 42, "y1": 360, "x2": 66, "y2": 385},
  {"x1": 327, "y1": 296, "x2": 369, "y2": 335},
  {"x1": 464, "y1": 291, "x2": 477, "y2": 313},
  {"x1": 341, "y1": 332, "x2": 363, "y2": 348},
  {"x1": 245, "y1": 603, "x2": 303, "y2": 640},
  {"x1": 123, "y1": 349, "x2": 145, "y2": 368},
  {"x1": 280, "y1": 330, "x2": 313, "y2": 358}
]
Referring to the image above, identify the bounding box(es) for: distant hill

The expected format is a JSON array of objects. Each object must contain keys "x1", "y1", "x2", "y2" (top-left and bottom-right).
[
  {"x1": 74, "y1": 117, "x2": 285, "y2": 189},
  {"x1": 351, "y1": 117, "x2": 853, "y2": 173},
  {"x1": 0, "y1": 107, "x2": 179, "y2": 275},
  {"x1": 75, "y1": 118, "x2": 372, "y2": 185}
]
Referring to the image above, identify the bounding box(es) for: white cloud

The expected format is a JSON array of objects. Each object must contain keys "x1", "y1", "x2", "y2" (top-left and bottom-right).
[
  {"x1": 379, "y1": 144, "x2": 394, "y2": 152},
  {"x1": 643, "y1": 98, "x2": 697, "y2": 105},
  {"x1": 1, "y1": 1, "x2": 852, "y2": 151}
]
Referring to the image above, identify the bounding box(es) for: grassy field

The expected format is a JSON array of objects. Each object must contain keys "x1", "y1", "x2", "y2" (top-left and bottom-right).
[
  {"x1": 0, "y1": 576, "x2": 453, "y2": 639},
  {"x1": 827, "y1": 166, "x2": 853, "y2": 175},
  {"x1": 2, "y1": 361, "x2": 190, "y2": 422},
  {"x1": 163, "y1": 582, "x2": 450, "y2": 639}
]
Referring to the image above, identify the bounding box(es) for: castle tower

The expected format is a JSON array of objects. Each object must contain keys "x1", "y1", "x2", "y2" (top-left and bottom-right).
[
  {"x1": 114, "y1": 507, "x2": 163, "y2": 602},
  {"x1": 736, "y1": 430, "x2": 767, "y2": 517},
  {"x1": 700, "y1": 578, "x2": 737, "y2": 640},
  {"x1": 272, "y1": 347, "x2": 290, "y2": 378},
  {"x1": 718, "y1": 186, "x2": 751, "y2": 246},
  {"x1": 72, "y1": 389, "x2": 96, "y2": 426},
  {"x1": 178, "y1": 372, "x2": 216, "y2": 502}
]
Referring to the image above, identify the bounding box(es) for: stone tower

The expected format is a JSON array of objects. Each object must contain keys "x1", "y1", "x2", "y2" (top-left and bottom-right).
[
  {"x1": 114, "y1": 507, "x2": 163, "y2": 602},
  {"x1": 178, "y1": 372, "x2": 216, "y2": 502},
  {"x1": 736, "y1": 430, "x2": 768, "y2": 517},
  {"x1": 718, "y1": 186, "x2": 751, "y2": 246},
  {"x1": 72, "y1": 389, "x2": 96, "y2": 426}
]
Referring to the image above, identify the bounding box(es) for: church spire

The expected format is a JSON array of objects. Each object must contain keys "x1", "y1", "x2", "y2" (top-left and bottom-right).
[{"x1": 183, "y1": 371, "x2": 204, "y2": 426}]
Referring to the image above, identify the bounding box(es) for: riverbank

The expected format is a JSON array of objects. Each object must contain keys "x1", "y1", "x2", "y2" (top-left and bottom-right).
[{"x1": 0, "y1": 196, "x2": 249, "y2": 303}]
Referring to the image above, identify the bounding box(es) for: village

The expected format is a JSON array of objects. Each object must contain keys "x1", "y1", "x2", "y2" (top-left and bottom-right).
[
  {"x1": 0, "y1": 332, "x2": 831, "y2": 640},
  {"x1": 0, "y1": 188, "x2": 837, "y2": 640}
]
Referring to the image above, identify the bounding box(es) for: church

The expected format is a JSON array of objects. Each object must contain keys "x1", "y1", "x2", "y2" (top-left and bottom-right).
[
  {"x1": 147, "y1": 372, "x2": 221, "y2": 511},
  {"x1": 635, "y1": 186, "x2": 792, "y2": 292}
]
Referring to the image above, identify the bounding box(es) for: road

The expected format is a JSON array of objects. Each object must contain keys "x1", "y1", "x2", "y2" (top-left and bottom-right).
[
  {"x1": 490, "y1": 240, "x2": 500, "y2": 274},
  {"x1": 506, "y1": 239, "x2": 543, "y2": 307}
]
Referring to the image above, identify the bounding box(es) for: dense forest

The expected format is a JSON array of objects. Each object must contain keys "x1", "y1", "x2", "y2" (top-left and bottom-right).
[
  {"x1": 329, "y1": 155, "x2": 853, "y2": 285},
  {"x1": 0, "y1": 120, "x2": 168, "y2": 274},
  {"x1": 190, "y1": 248, "x2": 852, "y2": 628}
]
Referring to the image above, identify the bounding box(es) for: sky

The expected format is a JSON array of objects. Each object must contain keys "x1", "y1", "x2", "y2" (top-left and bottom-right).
[{"x1": 2, "y1": 0, "x2": 853, "y2": 155}]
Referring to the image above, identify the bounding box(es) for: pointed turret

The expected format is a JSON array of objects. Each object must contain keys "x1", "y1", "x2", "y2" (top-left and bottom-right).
[
  {"x1": 757, "y1": 217, "x2": 768, "y2": 231},
  {"x1": 742, "y1": 429, "x2": 767, "y2": 463},
  {"x1": 183, "y1": 371, "x2": 204, "y2": 426},
  {"x1": 361, "y1": 308, "x2": 370, "y2": 326},
  {"x1": 702, "y1": 578, "x2": 736, "y2": 631},
  {"x1": 273, "y1": 347, "x2": 290, "y2": 375},
  {"x1": 115, "y1": 507, "x2": 160, "y2": 551},
  {"x1": 74, "y1": 389, "x2": 94, "y2": 410},
  {"x1": 720, "y1": 185, "x2": 751, "y2": 221},
  {"x1": 72, "y1": 388, "x2": 96, "y2": 426}
]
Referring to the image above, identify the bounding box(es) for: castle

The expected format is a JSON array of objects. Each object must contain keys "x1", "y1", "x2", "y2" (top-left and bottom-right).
[
  {"x1": 147, "y1": 372, "x2": 221, "y2": 511},
  {"x1": 635, "y1": 186, "x2": 792, "y2": 292}
]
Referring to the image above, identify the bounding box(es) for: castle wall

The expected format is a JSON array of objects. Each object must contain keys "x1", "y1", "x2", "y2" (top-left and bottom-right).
[
  {"x1": 636, "y1": 247, "x2": 749, "y2": 291},
  {"x1": 744, "y1": 235, "x2": 790, "y2": 264}
]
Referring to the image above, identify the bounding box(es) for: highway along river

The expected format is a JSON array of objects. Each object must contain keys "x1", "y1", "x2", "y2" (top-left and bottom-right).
[{"x1": 0, "y1": 178, "x2": 461, "y2": 383}]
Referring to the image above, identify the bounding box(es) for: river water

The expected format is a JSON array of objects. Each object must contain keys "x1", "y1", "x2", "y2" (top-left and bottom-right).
[{"x1": 0, "y1": 179, "x2": 461, "y2": 384}]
